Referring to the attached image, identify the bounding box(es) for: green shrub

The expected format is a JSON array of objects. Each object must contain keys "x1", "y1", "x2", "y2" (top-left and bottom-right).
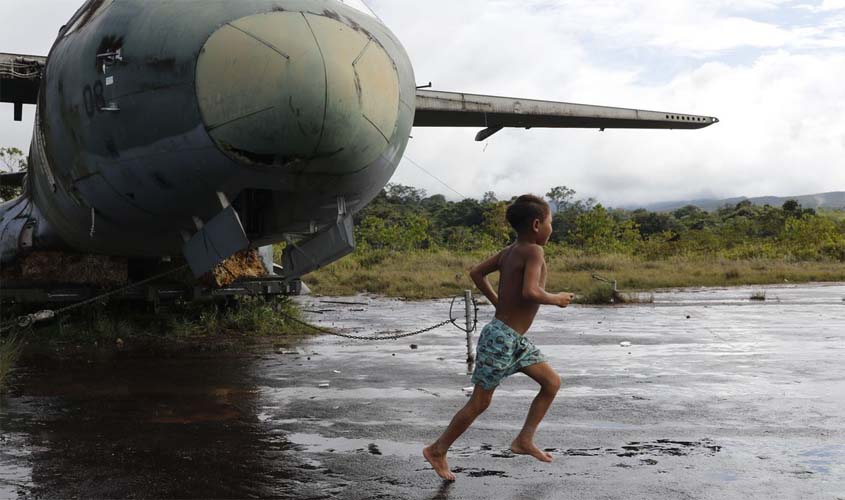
[{"x1": 575, "y1": 284, "x2": 616, "y2": 305}]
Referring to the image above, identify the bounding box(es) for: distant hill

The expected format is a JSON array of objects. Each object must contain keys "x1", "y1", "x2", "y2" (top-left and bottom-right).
[{"x1": 629, "y1": 192, "x2": 845, "y2": 212}]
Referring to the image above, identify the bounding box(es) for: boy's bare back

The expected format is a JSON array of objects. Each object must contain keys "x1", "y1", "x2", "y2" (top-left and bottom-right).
[{"x1": 494, "y1": 243, "x2": 547, "y2": 334}]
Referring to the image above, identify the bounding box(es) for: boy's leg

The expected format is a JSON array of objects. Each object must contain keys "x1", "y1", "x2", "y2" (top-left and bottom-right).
[
  {"x1": 424, "y1": 384, "x2": 496, "y2": 481},
  {"x1": 511, "y1": 362, "x2": 561, "y2": 462}
]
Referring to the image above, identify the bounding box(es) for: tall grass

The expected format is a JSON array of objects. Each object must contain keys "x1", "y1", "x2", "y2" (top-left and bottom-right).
[
  {"x1": 308, "y1": 249, "x2": 845, "y2": 299},
  {"x1": 169, "y1": 297, "x2": 306, "y2": 338},
  {"x1": 4, "y1": 297, "x2": 310, "y2": 344},
  {"x1": 0, "y1": 335, "x2": 23, "y2": 392}
]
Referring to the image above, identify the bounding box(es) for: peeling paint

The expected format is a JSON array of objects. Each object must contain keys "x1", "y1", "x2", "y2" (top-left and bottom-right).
[{"x1": 95, "y1": 35, "x2": 124, "y2": 71}]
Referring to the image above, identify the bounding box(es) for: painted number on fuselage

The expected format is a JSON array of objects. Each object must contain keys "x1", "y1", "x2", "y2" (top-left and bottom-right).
[{"x1": 82, "y1": 81, "x2": 106, "y2": 118}]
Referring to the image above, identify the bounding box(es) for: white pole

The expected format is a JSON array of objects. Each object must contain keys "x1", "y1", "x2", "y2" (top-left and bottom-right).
[{"x1": 465, "y1": 290, "x2": 474, "y2": 364}]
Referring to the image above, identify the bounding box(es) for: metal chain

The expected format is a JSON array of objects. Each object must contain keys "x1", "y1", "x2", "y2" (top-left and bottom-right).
[
  {"x1": 278, "y1": 295, "x2": 479, "y2": 341},
  {"x1": 279, "y1": 312, "x2": 455, "y2": 341},
  {"x1": 448, "y1": 295, "x2": 480, "y2": 333}
]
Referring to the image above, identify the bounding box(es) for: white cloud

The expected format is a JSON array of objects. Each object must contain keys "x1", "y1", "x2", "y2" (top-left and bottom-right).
[
  {"x1": 381, "y1": 0, "x2": 845, "y2": 204},
  {"x1": 2, "y1": 0, "x2": 845, "y2": 205},
  {"x1": 819, "y1": 0, "x2": 845, "y2": 11}
]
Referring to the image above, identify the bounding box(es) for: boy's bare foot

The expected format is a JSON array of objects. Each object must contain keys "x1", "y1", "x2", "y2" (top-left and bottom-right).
[
  {"x1": 510, "y1": 440, "x2": 554, "y2": 463},
  {"x1": 423, "y1": 445, "x2": 456, "y2": 481}
]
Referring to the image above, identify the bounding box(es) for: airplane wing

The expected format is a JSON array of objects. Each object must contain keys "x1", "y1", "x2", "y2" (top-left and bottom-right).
[
  {"x1": 0, "y1": 52, "x2": 46, "y2": 121},
  {"x1": 414, "y1": 90, "x2": 718, "y2": 141}
]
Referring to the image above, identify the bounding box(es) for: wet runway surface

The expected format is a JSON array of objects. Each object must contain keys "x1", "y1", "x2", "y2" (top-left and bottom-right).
[{"x1": 2, "y1": 284, "x2": 844, "y2": 499}]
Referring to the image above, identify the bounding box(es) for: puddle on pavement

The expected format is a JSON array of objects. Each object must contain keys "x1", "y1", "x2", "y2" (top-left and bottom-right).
[
  {"x1": 287, "y1": 432, "x2": 423, "y2": 456},
  {"x1": 1, "y1": 283, "x2": 844, "y2": 498},
  {"x1": 796, "y1": 444, "x2": 845, "y2": 475},
  {"x1": 0, "y1": 353, "x2": 331, "y2": 499}
]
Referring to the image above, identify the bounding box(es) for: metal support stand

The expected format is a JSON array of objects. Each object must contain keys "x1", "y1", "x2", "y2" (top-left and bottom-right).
[{"x1": 465, "y1": 290, "x2": 474, "y2": 364}]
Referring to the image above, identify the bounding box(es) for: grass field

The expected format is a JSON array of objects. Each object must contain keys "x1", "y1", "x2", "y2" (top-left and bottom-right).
[
  {"x1": 0, "y1": 335, "x2": 22, "y2": 392},
  {"x1": 1, "y1": 297, "x2": 311, "y2": 347},
  {"x1": 308, "y1": 249, "x2": 845, "y2": 299}
]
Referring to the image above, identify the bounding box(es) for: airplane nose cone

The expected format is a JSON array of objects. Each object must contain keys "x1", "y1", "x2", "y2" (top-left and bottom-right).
[{"x1": 196, "y1": 10, "x2": 400, "y2": 174}]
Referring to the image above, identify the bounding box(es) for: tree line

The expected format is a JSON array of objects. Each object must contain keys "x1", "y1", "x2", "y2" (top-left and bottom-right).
[{"x1": 354, "y1": 183, "x2": 845, "y2": 262}]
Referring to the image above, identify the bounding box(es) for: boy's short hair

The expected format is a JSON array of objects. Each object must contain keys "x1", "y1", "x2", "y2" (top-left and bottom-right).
[{"x1": 506, "y1": 194, "x2": 551, "y2": 233}]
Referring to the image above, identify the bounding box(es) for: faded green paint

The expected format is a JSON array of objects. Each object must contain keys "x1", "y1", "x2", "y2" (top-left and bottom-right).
[
  {"x1": 195, "y1": 10, "x2": 400, "y2": 175},
  {"x1": 3, "y1": 0, "x2": 416, "y2": 264},
  {"x1": 196, "y1": 12, "x2": 325, "y2": 165}
]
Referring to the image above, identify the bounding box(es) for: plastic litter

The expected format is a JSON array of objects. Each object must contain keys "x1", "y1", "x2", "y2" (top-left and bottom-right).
[
  {"x1": 318, "y1": 383, "x2": 330, "y2": 388},
  {"x1": 620, "y1": 341, "x2": 632, "y2": 348}
]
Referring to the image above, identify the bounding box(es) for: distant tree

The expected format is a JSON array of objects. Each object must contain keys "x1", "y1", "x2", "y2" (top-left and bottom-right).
[
  {"x1": 782, "y1": 199, "x2": 801, "y2": 215},
  {"x1": 673, "y1": 205, "x2": 712, "y2": 231},
  {"x1": 356, "y1": 212, "x2": 433, "y2": 251},
  {"x1": 434, "y1": 198, "x2": 484, "y2": 228},
  {"x1": 385, "y1": 183, "x2": 426, "y2": 205},
  {"x1": 571, "y1": 204, "x2": 617, "y2": 252},
  {"x1": 673, "y1": 205, "x2": 703, "y2": 220},
  {"x1": 754, "y1": 204, "x2": 788, "y2": 238},
  {"x1": 781, "y1": 215, "x2": 842, "y2": 259},
  {"x1": 546, "y1": 186, "x2": 576, "y2": 213},
  {"x1": 480, "y1": 201, "x2": 513, "y2": 245},
  {"x1": 0, "y1": 147, "x2": 27, "y2": 201},
  {"x1": 729, "y1": 200, "x2": 755, "y2": 219},
  {"x1": 630, "y1": 209, "x2": 681, "y2": 237},
  {"x1": 481, "y1": 191, "x2": 498, "y2": 205},
  {"x1": 420, "y1": 194, "x2": 447, "y2": 212},
  {"x1": 550, "y1": 196, "x2": 596, "y2": 244},
  {"x1": 444, "y1": 226, "x2": 486, "y2": 252}
]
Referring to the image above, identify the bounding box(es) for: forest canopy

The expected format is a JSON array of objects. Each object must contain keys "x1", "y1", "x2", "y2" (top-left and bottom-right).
[{"x1": 353, "y1": 184, "x2": 845, "y2": 262}]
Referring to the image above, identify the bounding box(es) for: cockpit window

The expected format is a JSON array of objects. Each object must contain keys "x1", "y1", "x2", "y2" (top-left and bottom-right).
[{"x1": 337, "y1": 0, "x2": 378, "y2": 18}]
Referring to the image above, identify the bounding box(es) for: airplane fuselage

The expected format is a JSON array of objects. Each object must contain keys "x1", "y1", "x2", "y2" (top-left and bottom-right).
[
  {"x1": 1, "y1": 0, "x2": 718, "y2": 278},
  {"x1": 26, "y1": 0, "x2": 415, "y2": 261}
]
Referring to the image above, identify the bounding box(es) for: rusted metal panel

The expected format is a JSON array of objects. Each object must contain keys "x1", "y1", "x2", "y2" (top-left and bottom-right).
[
  {"x1": 0, "y1": 53, "x2": 46, "y2": 115},
  {"x1": 183, "y1": 206, "x2": 250, "y2": 278},
  {"x1": 282, "y1": 215, "x2": 354, "y2": 280},
  {"x1": 0, "y1": 53, "x2": 47, "y2": 70},
  {"x1": 414, "y1": 90, "x2": 719, "y2": 134}
]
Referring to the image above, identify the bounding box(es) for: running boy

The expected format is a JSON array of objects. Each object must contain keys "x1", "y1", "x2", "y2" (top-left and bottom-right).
[{"x1": 424, "y1": 194, "x2": 575, "y2": 481}]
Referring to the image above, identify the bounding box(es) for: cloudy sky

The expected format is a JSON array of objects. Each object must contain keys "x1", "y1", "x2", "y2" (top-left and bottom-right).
[{"x1": 2, "y1": 0, "x2": 845, "y2": 206}]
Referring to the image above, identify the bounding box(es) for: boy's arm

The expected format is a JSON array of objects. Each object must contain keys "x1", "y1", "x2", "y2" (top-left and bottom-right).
[
  {"x1": 469, "y1": 251, "x2": 503, "y2": 307},
  {"x1": 522, "y1": 246, "x2": 573, "y2": 307}
]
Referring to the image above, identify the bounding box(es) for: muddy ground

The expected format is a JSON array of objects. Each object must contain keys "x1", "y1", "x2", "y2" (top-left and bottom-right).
[{"x1": 1, "y1": 284, "x2": 844, "y2": 499}]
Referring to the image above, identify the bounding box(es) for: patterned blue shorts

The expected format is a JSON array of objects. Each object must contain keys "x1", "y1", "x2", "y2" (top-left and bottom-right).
[{"x1": 470, "y1": 319, "x2": 547, "y2": 390}]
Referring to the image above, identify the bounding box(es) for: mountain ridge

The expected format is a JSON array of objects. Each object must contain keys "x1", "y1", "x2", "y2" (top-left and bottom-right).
[{"x1": 626, "y1": 191, "x2": 845, "y2": 212}]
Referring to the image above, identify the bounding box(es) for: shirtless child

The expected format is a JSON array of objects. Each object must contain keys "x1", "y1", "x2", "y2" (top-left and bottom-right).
[{"x1": 423, "y1": 194, "x2": 575, "y2": 481}]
